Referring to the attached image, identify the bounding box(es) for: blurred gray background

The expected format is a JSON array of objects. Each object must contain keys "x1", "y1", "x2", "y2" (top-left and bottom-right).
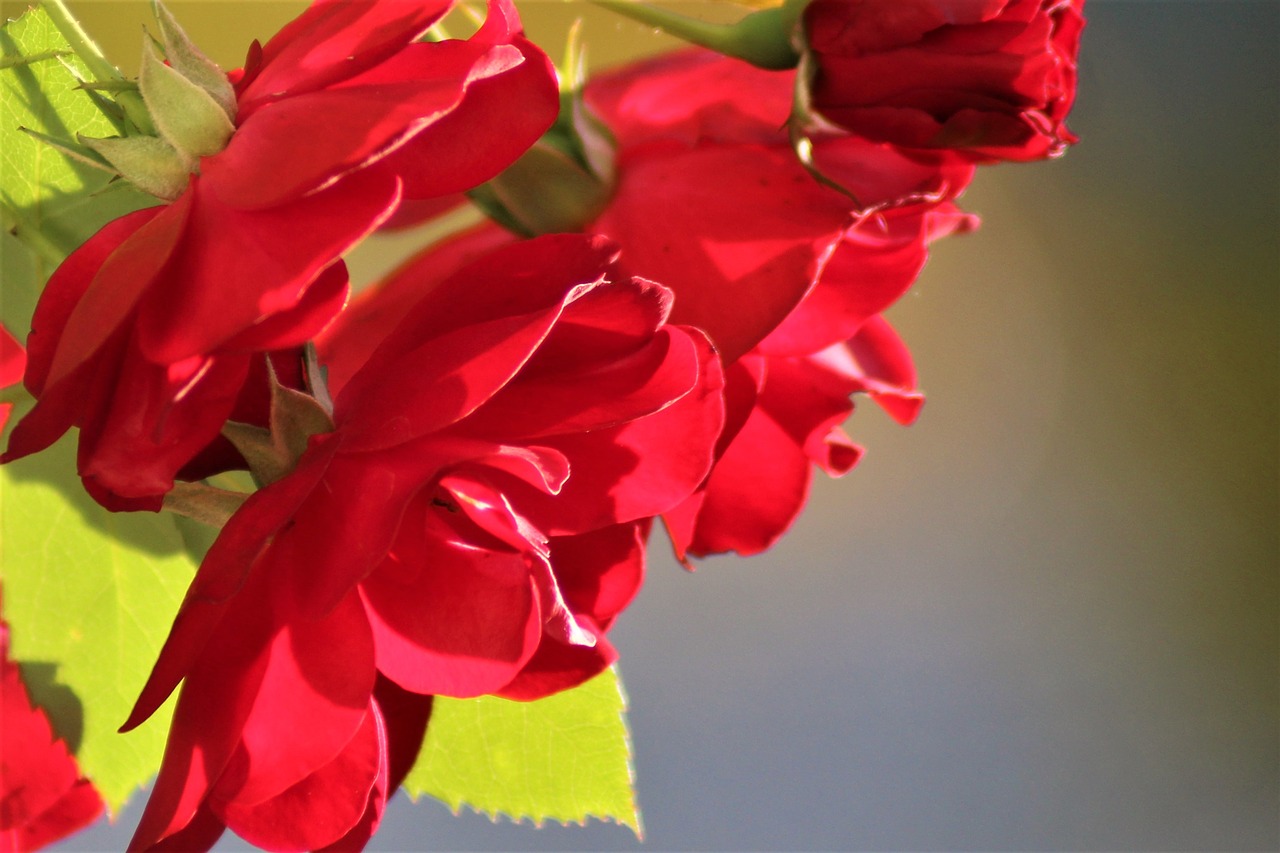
[{"x1": 35, "y1": 0, "x2": 1279, "y2": 849}]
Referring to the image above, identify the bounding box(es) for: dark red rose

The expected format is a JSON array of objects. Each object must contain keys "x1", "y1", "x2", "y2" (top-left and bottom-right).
[
  {"x1": 2, "y1": 0, "x2": 557, "y2": 512},
  {"x1": 120, "y1": 234, "x2": 724, "y2": 850},
  {"x1": 0, "y1": 620, "x2": 103, "y2": 851},
  {"x1": 802, "y1": 0, "x2": 1085, "y2": 161}
]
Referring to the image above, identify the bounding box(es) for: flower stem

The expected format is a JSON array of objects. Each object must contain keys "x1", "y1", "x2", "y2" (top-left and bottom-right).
[
  {"x1": 589, "y1": 0, "x2": 799, "y2": 70},
  {"x1": 41, "y1": 0, "x2": 155, "y2": 134}
]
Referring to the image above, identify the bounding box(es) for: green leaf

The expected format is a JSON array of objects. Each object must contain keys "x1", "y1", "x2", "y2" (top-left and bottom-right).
[
  {"x1": 0, "y1": 431, "x2": 196, "y2": 812},
  {"x1": 1, "y1": 3, "x2": 151, "y2": 330},
  {"x1": 405, "y1": 666, "x2": 642, "y2": 836}
]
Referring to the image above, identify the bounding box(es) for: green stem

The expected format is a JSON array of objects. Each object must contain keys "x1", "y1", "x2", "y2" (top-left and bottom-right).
[
  {"x1": 41, "y1": 0, "x2": 120, "y2": 84},
  {"x1": 41, "y1": 0, "x2": 155, "y2": 134},
  {"x1": 590, "y1": 0, "x2": 799, "y2": 70}
]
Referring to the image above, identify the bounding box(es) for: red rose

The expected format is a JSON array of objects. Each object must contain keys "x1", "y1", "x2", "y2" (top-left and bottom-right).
[
  {"x1": 2, "y1": 0, "x2": 557, "y2": 512},
  {"x1": 391, "y1": 51, "x2": 975, "y2": 560},
  {"x1": 802, "y1": 0, "x2": 1085, "y2": 161},
  {"x1": 119, "y1": 234, "x2": 724, "y2": 850},
  {"x1": 664, "y1": 199, "x2": 975, "y2": 558},
  {"x1": 0, "y1": 619, "x2": 103, "y2": 852},
  {"x1": 584, "y1": 49, "x2": 976, "y2": 363},
  {"x1": 572, "y1": 50, "x2": 975, "y2": 557}
]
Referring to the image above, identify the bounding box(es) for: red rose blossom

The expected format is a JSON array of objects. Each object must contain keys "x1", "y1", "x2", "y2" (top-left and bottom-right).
[
  {"x1": 119, "y1": 234, "x2": 724, "y2": 850},
  {"x1": 801, "y1": 0, "x2": 1085, "y2": 162},
  {"x1": 570, "y1": 50, "x2": 975, "y2": 556},
  {"x1": 584, "y1": 48, "x2": 977, "y2": 364},
  {"x1": 664, "y1": 199, "x2": 976, "y2": 558},
  {"x1": 2, "y1": 0, "x2": 557, "y2": 512},
  {"x1": 387, "y1": 50, "x2": 978, "y2": 559},
  {"x1": 1, "y1": 618, "x2": 103, "y2": 852}
]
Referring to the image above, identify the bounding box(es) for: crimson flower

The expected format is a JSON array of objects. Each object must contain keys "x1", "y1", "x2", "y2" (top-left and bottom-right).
[
  {"x1": 583, "y1": 49, "x2": 976, "y2": 365},
  {"x1": 2, "y1": 0, "x2": 557, "y2": 512},
  {"x1": 664, "y1": 201, "x2": 976, "y2": 558},
  {"x1": 0, "y1": 620, "x2": 103, "y2": 852},
  {"x1": 801, "y1": 0, "x2": 1086, "y2": 162},
  {"x1": 572, "y1": 50, "x2": 977, "y2": 557},
  {"x1": 119, "y1": 234, "x2": 724, "y2": 850}
]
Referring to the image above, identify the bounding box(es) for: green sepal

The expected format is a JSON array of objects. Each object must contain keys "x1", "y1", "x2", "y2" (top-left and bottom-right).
[
  {"x1": 162, "y1": 481, "x2": 249, "y2": 528},
  {"x1": 80, "y1": 133, "x2": 191, "y2": 200},
  {"x1": 19, "y1": 126, "x2": 115, "y2": 174},
  {"x1": 151, "y1": 0, "x2": 236, "y2": 121},
  {"x1": 471, "y1": 26, "x2": 616, "y2": 237},
  {"x1": 221, "y1": 358, "x2": 335, "y2": 487},
  {"x1": 138, "y1": 37, "x2": 233, "y2": 160},
  {"x1": 480, "y1": 143, "x2": 613, "y2": 236},
  {"x1": 591, "y1": 0, "x2": 800, "y2": 70}
]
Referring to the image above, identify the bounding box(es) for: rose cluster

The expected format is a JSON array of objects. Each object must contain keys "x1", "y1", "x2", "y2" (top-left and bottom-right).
[{"x1": 0, "y1": 0, "x2": 1083, "y2": 849}]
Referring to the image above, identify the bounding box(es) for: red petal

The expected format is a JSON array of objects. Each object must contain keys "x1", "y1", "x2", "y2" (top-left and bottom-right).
[
  {"x1": 549, "y1": 522, "x2": 648, "y2": 627},
  {"x1": 136, "y1": 173, "x2": 399, "y2": 364},
  {"x1": 14, "y1": 780, "x2": 105, "y2": 851},
  {"x1": 360, "y1": 508, "x2": 541, "y2": 697},
  {"x1": 494, "y1": 329, "x2": 725, "y2": 535},
  {"x1": 804, "y1": 0, "x2": 1007, "y2": 55},
  {"x1": 846, "y1": 316, "x2": 925, "y2": 424},
  {"x1": 236, "y1": 0, "x2": 453, "y2": 118},
  {"x1": 382, "y1": 34, "x2": 558, "y2": 198},
  {"x1": 370, "y1": 675, "x2": 433, "y2": 794},
  {"x1": 124, "y1": 438, "x2": 339, "y2": 733},
  {"x1": 75, "y1": 352, "x2": 250, "y2": 503},
  {"x1": 336, "y1": 307, "x2": 567, "y2": 453},
  {"x1": 213, "y1": 49, "x2": 489, "y2": 209},
  {"x1": 465, "y1": 324, "x2": 701, "y2": 440},
  {"x1": 497, "y1": 628, "x2": 618, "y2": 701},
  {"x1": 594, "y1": 145, "x2": 851, "y2": 363},
  {"x1": 217, "y1": 702, "x2": 385, "y2": 853},
  {"x1": 333, "y1": 234, "x2": 619, "y2": 449},
  {"x1": 212, "y1": 589, "x2": 375, "y2": 807},
  {"x1": 760, "y1": 202, "x2": 976, "y2": 356},
  {"x1": 146, "y1": 803, "x2": 225, "y2": 852},
  {"x1": 220, "y1": 262, "x2": 350, "y2": 353},
  {"x1": 39, "y1": 202, "x2": 182, "y2": 393},
  {"x1": 682, "y1": 401, "x2": 813, "y2": 557},
  {"x1": 317, "y1": 223, "x2": 513, "y2": 395},
  {"x1": 585, "y1": 48, "x2": 793, "y2": 151},
  {"x1": 128, "y1": 579, "x2": 274, "y2": 851},
  {"x1": 0, "y1": 326, "x2": 26, "y2": 434},
  {"x1": 0, "y1": 641, "x2": 103, "y2": 848}
]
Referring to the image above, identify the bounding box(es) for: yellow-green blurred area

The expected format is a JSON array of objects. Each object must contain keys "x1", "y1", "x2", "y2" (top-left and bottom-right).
[{"x1": 2, "y1": 0, "x2": 1271, "y2": 849}]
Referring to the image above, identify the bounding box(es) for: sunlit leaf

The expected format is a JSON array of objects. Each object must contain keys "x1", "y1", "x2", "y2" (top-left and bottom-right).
[
  {"x1": 0, "y1": 432, "x2": 195, "y2": 813},
  {"x1": 1, "y1": 3, "x2": 151, "y2": 330},
  {"x1": 405, "y1": 666, "x2": 641, "y2": 835}
]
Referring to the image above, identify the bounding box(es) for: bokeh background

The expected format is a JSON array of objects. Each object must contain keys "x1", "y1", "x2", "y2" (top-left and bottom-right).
[{"x1": 18, "y1": 0, "x2": 1277, "y2": 849}]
